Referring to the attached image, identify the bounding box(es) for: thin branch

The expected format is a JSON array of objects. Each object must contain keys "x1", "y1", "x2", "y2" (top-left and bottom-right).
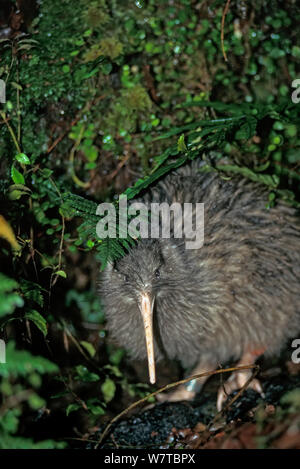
[
  {"x1": 107, "y1": 153, "x2": 130, "y2": 181},
  {"x1": 69, "y1": 123, "x2": 90, "y2": 189},
  {"x1": 95, "y1": 363, "x2": 258, "y2": 448},
  {"x1": 51, "y1": 215, "x2": 65, "y2": 288},
  {"x1": 0, "y1": 110, "x2": 21, "y2": 153},
  {"x1": 207, "y1": 365, "x2": 260, "y2": 432},
  {"x1": 221, "y1": 0, "x2": 231, "y2": 62},
  {"x1": 47, "y1": 117, "x2": 80, "y2": 155},
  {"x1": 16, "y1": 59, "x2": 21, "y2": 144},
  {"x1": 46, "y1": 95, "x2": 105, "y2": 155}
]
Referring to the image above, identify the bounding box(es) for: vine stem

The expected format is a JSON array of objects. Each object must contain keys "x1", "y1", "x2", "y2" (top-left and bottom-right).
[
  {"x1": 69, "y1": 123, "x2": 91, "y2": 189},
  {"x1": 0, "y1": 110, "x2": 21, "y2": 154},
  {"x1": 16, "y1": 59, "x2": 21, "y2": 144},
  {"x1": 221, "y1": 0, "x2": 231, "y2": 62}
]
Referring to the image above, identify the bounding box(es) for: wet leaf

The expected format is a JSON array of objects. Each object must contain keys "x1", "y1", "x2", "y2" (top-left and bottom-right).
[
  {"x1": 11, "y1": 167, "x2": 25, "y2": 185},
  {"x1": 101, "y1": 378, "x2": 116, "y2": 403},
  {"x1": 25, "y1": 310, "x2": 47, "y2": 337},
  {"x1": 15, "y1": 153, "x2": 30, "y2": 165}
]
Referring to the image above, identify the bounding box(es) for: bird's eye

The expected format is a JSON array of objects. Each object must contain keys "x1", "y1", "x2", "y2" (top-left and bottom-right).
[
  {"x1": 124, "y1": 275, "x2": 129, "y2": 282},
  {"x1": 155, "y1": 269, "x2": 160, "y2": 279}
]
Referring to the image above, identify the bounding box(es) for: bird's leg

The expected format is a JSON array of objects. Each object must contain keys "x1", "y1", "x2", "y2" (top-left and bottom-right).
[
  {"x1": 217, "y1": 348, "x2": 265, "y2": 411},
  {"x1": 156, "y1": 361, "x2": 216, "y2": 403}
]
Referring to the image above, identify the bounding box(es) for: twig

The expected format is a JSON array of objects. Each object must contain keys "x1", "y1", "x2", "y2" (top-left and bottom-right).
[
  {"x1": 47, "y1": 117, "x2": 80, "y2": 154},
  {"x1": 207, "y1": 364, "x2": 260, "y2": 431},
  {"x1": 46, "y1": 94, "x2": 105, "y2": 155},
  {"x1": 69, "y1": 123, "x2": 90, "y2": 189},
  {"x1": 95, "y1": 364, "x2": 257, "y2": 448},
  {"x1": 63, "y1": 323, "x2": 93, "y2": 363},
  {"x1": 0, "y1": 110, "x2": 21, "y2": 153},
  {"x1": 221, "y1": 0, "x2": 231, "y2": 62},
  {"x1": 51, "y1": 215, "x2": 65, "y2": 288},
  {"x1": 143, "y1": 64, "x2": 161, "y2": 104},
  {"x1": 27, "y1": 197, "x2": 39, "y2": 280},
  {"x1": 107, "y1": 154, "x2": 130, "y2": 181},
  {"x1": 5, "y1": 42, "x2": 15, "y2": 85},
  {"x1": 111, "y1": 433, "x2": 119, "y2": 449},
  {"x1": 60, "y1": 375, "x2": 88, "y2": 412},
  {"x1": 16, "y1": 59, "x2": 21, "y2": 144}
]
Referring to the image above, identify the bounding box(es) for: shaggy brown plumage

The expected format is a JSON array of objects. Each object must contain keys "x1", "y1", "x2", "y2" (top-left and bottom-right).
[{"x1": 99, "y1": 160, "x2": 300, "y2": 390}]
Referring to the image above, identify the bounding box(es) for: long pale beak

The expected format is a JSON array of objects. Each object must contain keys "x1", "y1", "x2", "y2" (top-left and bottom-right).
[{"x1": 139, "y1": 292, "x2": 156, "y2": 384}]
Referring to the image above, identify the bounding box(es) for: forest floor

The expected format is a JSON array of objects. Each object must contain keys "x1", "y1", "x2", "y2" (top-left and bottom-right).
[{"x1": 91, "y1": 350, "x2": 300, "y2": 449}]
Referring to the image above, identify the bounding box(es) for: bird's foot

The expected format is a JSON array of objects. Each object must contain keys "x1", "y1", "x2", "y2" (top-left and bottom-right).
[
  {"x1": 217, "y1": 369, "x2": 264, "y2": 411},
  {"x1": 156, "y1": 378, "x2": 201, "y2": 403},
  {"x1": 156, "y1": 386, "x2": 195, "y2": 403}
]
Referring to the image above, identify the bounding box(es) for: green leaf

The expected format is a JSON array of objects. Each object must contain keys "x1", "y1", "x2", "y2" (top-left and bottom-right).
[
  {"x1": 20, "y1": 280, "x2": 45, "y2": 307},
  {"x1": 55, "y1": 270, "x2": 67, "y2": 278},
  {"x1": 104, "y1": 364, "x2": 122, "y2": 377},
  {"x1": 85, "y1": 398, "x2": 106, "y2": 415},
  {"x1": 216, "y1": 164, "x2": 280, "y2": 189},
  {"x1": 101, "y1": 62, "x2": 113, "y2": 75},
  {"x1": 177, "y1": 134, "x2": 187, "y2": 152},
  {"x1": 84, "y1": 162, "x2": 97, "y2": 170},
  {"x1": 11, "y1": 167, "x2": 25, "y2": 185},
  {"x1": 66, "y1": 403, "x2": 81, "y2": 416},
  {"x1": 17, "y1": 44, "x2": 35, "y2": 51},
  {"x1": 24, "y1": 310, "x2": 47, "y2": 337},
  {"x1": 8, "y1": 184, "x2": 31, "y2": 200},
  {"x1": 88, "y1": 404, "x2": 105, "y2": 416},
  {"x1": 254, "y1": 161, "x2": 270, "y2": 172},
  {"x1": 75, "y1": 365, "x2": 100, "y2": 382},
  {"x1": 80, "y1": 341, "x2": 96, "y2": 358},
  {"x1": 0, "y1": 274, "x2": 18, "y2": 294},
  {"x1": 101, "y1": 378, "x2": 116, "y2": 403},
  {"x1": 11, "y1": 82, "x2": 23, "y2": 91},
  {"x1": 82, "y1": 145, "x2": 98, "y2": 162},
  {"x1": 62, "y1": 65, "x2": 70, "y2": 73},
  {"x1": 8, "y1": 191, "x2": 22, "y2": 201},
  {"x1": 0, "y1": 274, "x2": 23, "y2": 317},
  {"x1": 28, "y1": 393, "x2": 45, "y2": 410},
  {"x1": 0, "y1": 341, "x2": 58, "y2": 378},
  {"x1": 83, "y1": 29, "x2": 92, "y2": 37},
  {"x1": 0, "y1": 409, "x2": 20, "y2": 434},
  {"x1": 109, "y1": 348, "x2": 125, "y2": 366},
  {"x1": 15, "y1": 153, "x2": 30, "y2": 165},
  {"x1": 40, "y1": 168, "x2": 53, "y2": 178},
  {"x1": 0, "y1": 433, "x2": 65, "y2": 449}
]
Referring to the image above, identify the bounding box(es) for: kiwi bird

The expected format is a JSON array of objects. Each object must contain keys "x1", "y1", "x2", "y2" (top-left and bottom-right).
[{"x1": 99, "y1": 160, "x2": 300, "y2": 409}]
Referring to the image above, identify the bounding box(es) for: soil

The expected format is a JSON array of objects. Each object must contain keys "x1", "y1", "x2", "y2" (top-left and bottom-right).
[{"x1": 91, "y1": 352, "x2": 300, "y2": 449}]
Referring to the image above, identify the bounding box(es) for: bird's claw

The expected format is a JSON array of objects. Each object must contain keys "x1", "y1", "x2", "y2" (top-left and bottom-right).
[
  {"x1": 156, "y1": 377, "x2": 204, "y2": 403},
  {"x1": 217, "y1": 370, "x2": 265, "y2": 411},
  {"x1": 156, "y1": 385, "x2": 197, "y2": 403}
]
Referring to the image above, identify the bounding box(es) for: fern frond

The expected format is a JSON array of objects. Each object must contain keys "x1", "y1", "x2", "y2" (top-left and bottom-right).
[{"x1": 62, "y1": 100, "x2": 300, "y2": 267}]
